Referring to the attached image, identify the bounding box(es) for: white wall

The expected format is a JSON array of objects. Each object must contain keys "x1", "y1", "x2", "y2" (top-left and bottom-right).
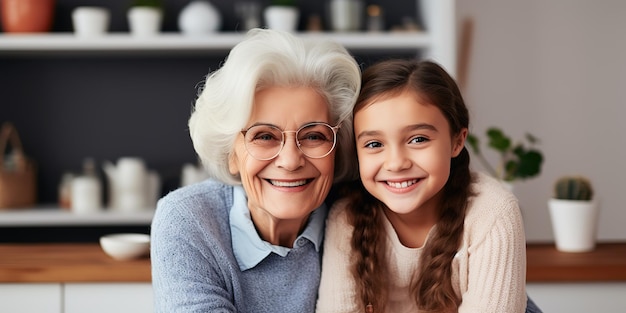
[{"x1": 455, "y1": 0, "x2": 626, "y2": 242}]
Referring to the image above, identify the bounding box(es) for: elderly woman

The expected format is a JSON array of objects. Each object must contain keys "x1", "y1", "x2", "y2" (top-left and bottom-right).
[{"x1": 150, "y1": 28, "x2": 361, "y2": 312}]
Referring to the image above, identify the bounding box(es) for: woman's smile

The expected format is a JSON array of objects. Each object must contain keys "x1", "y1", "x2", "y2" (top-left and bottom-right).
[{"x1": 266, "y1": 178, "x2": 312, "y2": 188}]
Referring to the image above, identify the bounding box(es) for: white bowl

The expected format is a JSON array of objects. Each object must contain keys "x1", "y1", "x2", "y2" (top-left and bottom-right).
[{"x1": 100, "y1": 233, "x2": 150, "y2": 260}]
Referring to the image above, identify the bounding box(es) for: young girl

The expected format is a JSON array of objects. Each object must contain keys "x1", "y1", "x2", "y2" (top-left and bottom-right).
[{"x1": 317, "y1": 60, "x2": 541, "y2": 313}]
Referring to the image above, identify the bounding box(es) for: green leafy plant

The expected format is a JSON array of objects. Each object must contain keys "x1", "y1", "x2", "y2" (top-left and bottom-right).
[
  {"x1": 466, "y1": 127, "x2": 544, "y2": 182},
  {"x1": 270, "y1": 0, "x2": 296, "y2": 7},
  {"x1": 131, "y1": 0, "x2": 162, "y2": 7},
  {"x1": 553, "y1": 176, "x2": 593, "y2": 201}
]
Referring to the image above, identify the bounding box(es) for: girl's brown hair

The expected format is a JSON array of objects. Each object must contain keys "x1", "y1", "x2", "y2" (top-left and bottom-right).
[{"x1": 348, "y1": 59, "x2": 472, "y2": 312}]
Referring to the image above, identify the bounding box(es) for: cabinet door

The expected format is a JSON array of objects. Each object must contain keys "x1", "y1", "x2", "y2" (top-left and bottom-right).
[
  {"x1": 64, "y1": 283, "x2": 152, "y2": 313},
  {"x1": 0, "y1": 283, "x2": 62, "y2": 313},
  {"x1": 527, "y1": 283, "x2": 626, "y2": 312}
]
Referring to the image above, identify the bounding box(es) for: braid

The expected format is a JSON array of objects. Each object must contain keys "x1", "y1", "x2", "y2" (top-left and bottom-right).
[
  {"x1": 347, "y1": 183, "x2": 389, "y2": 312},
  {"x1": 413, "y1": 148, "x2": 473, "y2": 311}
]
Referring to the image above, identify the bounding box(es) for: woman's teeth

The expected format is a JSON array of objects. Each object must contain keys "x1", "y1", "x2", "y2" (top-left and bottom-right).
[
  {"x1": 270, "y1": 179, "x2": 308, "y2": 187},
  {"x1": 386, "y1": 179, "x2": 418, "y2": 189}
]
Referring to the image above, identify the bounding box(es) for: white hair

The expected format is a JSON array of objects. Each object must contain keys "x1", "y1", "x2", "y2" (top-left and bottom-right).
[{"x1": 188, "y1": 28, "x2": 361, "y2": 185}]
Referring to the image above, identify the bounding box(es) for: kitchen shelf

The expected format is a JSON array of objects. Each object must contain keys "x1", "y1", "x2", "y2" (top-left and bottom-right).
[
  {"x1": 0, "y1": 207, "x2": 153, "y2": 227},
  {"x1": 0, "y1": 32, "x2": 430, "y2": 55},
  {"x1": 527, "y1": 242, "x2": 626, "y2": 282}
]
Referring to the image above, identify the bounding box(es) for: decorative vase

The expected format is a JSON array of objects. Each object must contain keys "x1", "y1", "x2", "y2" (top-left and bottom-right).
[
  {"x1": 548, "y1": 198, "x2": 600, "y2": 252},
  {"x1": 1, "y1": 0, "x2": 55, "y2": 33},
  {"x1": 328, "y1": 0, "x2": 362, "y2": 32},
  {"x1": 178, "y1": 1, "x2": 222, "y2": 35},
  {"x1": 264, "y1": 6, "x2": 299, "y2": 32},
  {"x1": 128, "y1": 7, "x2": 162, "y2": 37}
]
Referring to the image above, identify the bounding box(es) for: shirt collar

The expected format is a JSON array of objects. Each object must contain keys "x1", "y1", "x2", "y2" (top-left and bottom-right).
[{"x1": 230, "y1": 185, "x2": 328, "y2": 271}]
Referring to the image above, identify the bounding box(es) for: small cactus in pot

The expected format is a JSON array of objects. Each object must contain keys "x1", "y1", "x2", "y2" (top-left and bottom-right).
[
  {"x1": 548, "y1": 175, "x2": 599, "y2": 252},
  {"x1": 553, "y1": 176, "x2": 594, "y2": 201}
]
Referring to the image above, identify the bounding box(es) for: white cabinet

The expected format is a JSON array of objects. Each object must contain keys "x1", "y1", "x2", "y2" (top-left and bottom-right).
[
  {"x1": 0, "y1": 283, "x2": 62, "y2": 313},
  {"x1": 527, "y1": 283, "x2": 626, "y2": 312},
  {"x1": 0, "y1": 283, "x2": 152, "y2": 313},
  {"x1": 64, "y1": 283, "x2": 153, "y2": 313}
]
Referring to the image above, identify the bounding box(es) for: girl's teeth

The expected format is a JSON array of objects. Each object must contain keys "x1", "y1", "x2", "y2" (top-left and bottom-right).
[
  {"x1": 270, "y1": 180, "x2": 307, "y2": 187},
  {"x1": 387, "y1": 179, "x2": 418, "y2": 188}
]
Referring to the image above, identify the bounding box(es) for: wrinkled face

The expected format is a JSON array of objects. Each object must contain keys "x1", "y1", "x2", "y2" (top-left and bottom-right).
[
  {"x1": 354, "y1": 90, "x2": 466, "y2": 217},
  {"x1": 229, "y1": 86, "x2": 336, "y2": 223}
]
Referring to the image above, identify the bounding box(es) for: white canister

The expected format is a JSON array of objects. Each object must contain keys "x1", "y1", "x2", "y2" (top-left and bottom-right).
[
  {"x1": 329, "y1": 0, "x2": 362, "y2": 32},
  {"x1": 72, "y1": 7, "x2": 110, "y2": 37},
  {"x1": 178, "y1": 1, "x2": 222, "y2": 35},
  {"x1": 71, "y1": 176, "x2": 102, "y2": 214},
  {"x1": 116, "y1": 157, "x2": 148, "y2": 191}
]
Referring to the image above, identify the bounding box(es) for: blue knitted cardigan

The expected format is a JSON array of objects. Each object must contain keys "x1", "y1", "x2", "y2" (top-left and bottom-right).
[{"x1": 151, "y1": 179, "x2": 325, "y2": 313}]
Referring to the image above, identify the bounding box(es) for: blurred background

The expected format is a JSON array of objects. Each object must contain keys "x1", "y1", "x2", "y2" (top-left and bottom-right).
[{"x1": 1, "y1": 0, "x2": 625, "y2": 243}]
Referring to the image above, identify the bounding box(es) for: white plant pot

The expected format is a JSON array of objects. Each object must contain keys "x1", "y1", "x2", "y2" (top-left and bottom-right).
[
  {"x1": 548, "y1": 198, "x2": 600, "y2": 252},
  {"x1": 264, "y1": 6, "x2": 299, "y2": 32},
  {"x1": 72, "y1": 7, "x2": 110, "y2": 37},
  {"x1": 128, "y1": 7, "x2": 163, "y2": 37}
]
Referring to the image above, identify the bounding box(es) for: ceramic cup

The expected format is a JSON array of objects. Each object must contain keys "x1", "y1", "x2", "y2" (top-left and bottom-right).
[{"x1": 72, "y1": 6, "x2": 110, "y2": 37}]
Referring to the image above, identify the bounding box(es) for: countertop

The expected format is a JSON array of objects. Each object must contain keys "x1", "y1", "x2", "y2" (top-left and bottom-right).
[
  {"x1": 1, "y1": 242, "x2": 625, "y2": 283},
  {"x1": 0, "y1": 243, "x2": 150, "y2": 283},
  {"x1": 526, "y1": 242, "x2": 626, "y2": 282}
]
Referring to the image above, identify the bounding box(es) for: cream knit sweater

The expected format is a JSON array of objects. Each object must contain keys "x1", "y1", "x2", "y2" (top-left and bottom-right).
[{"x1": 316, "y1": 172, "x2": 527, "y2": 313}]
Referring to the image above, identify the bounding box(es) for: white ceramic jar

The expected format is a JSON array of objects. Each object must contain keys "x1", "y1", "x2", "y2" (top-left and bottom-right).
[
  {"x1": 329, "y1": 0, "x2": 362, "y2": 32},
  {"x1": 71, "y1": 176, "x2": 102, "y2": 214},
  {"x1": 178, "y1": 1, "x2": 222, "y2": 35}
]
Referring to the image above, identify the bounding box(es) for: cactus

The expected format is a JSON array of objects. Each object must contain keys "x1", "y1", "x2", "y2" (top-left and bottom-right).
[{"x1": 554, "y1": 176, "x2": 594, "y2": 201}]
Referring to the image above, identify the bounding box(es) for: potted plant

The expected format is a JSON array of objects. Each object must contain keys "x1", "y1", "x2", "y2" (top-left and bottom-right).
[
  {"x1": 128, "y1": 0, "x2": 163, "y2": 37},
  {"x1": 466, "y1": 127, "x2": 543, "y2": 186},
  {"x1": 548, "y1": 175, "x2": 599, "y2": 252},
  {"x1": 264, "y1": 0, "x2": 299, "y2": 32},
  {"x1": 1, "y1": 0, "x2": 55, "y2": 33}
]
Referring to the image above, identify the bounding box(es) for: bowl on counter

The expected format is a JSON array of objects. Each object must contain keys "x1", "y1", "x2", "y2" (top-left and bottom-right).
[{"x1": 99, "y1": 233, "x2": 150, "y2": 260}]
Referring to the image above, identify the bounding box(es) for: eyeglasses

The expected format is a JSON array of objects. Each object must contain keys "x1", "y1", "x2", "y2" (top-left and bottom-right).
[{"x1": 241, "y1": 122, "x2": 340, "y2": 160}]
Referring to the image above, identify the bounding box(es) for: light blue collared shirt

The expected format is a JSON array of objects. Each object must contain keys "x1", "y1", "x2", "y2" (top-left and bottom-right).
[{"x1": 229, "y1": 186, "x2": 327, "y2": 271}]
